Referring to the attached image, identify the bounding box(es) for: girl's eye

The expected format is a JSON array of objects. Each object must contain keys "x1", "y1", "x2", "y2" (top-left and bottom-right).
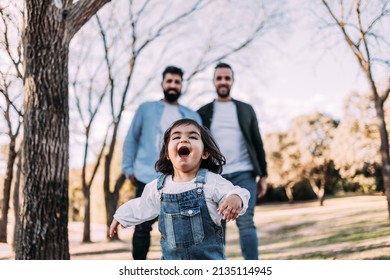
[{"x1": 190, "y1": 136, "x2": 198, "y2": 139}]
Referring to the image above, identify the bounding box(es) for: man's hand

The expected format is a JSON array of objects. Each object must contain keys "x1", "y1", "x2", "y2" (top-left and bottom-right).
[
  {"x1": 257, "y1": 176, "x2": 268, "y2": 198},
  {"x1": 128, "y1": 175, "x2": 137, "y2": 186}
]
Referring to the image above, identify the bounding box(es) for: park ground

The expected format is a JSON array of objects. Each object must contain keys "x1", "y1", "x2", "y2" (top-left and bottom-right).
[{"x1": 1, "y1": 195, "x2": 390, "y2": 260}]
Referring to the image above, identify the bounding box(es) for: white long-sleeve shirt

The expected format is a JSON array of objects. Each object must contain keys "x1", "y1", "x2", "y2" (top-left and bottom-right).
[{"x1": 114, "y1": 171, "x2": 250, "y2": 227}]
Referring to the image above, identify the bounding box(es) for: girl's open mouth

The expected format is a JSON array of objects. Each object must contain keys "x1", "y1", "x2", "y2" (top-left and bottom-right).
[{"x1": 178, "y1": 146, "x2": 190, "y2": 158}]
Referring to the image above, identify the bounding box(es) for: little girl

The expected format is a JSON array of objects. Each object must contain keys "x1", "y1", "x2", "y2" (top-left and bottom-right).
[{"x1": 110, "y1": 118, "x2": 250, "y2": 260}]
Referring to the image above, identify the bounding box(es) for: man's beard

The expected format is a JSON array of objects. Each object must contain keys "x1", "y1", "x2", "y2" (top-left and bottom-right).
[
  {"x1": 216, "y1": 86, "x2": 230, "y2": 98},
  {"x1": 163, "y1": 88, "x2": 181, "y2": 103}
]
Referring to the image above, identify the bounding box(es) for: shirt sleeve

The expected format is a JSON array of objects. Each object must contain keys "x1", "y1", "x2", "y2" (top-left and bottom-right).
[
  {"x1": 113, "y1": 180, "x2": 160, "y2": 227},
  {"x1": 212, "y1": 175, "x2": 250, "y2": 216},
  {"x1": 122, "y1": 104, "x2": 144, "y2": 177}
]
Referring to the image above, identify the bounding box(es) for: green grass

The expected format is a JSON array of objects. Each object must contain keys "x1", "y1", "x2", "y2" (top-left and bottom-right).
[
  {"x1": 301, "y1": 225, "x2": 390, "y2": 247},
  {"x1": 253, "y1": 195, "x2": 390, "y2": 260}
]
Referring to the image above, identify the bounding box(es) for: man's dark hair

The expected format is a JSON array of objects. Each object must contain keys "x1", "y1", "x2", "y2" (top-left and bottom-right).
[
  {"x1": 162, "y1": 65, "x2": 184, "y2": 81},
  {"x1": 214, "y1": 62, "x2": 234, "y2": 79}
]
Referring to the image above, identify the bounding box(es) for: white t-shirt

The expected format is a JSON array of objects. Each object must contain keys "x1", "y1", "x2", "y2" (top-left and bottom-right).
[
  {"x1": 113, "y1": 171, "x2": 250, "y2": 227},
  {"x1": 160, "y1": 102, "x2": 181, "y2": 135},
  {"x1": 210, "y1": 101, "x2": 253, "y2": 174}
]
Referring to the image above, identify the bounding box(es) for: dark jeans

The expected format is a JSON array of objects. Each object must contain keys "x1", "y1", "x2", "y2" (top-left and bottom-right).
[{"x1": 132, "y1": 179, "x2": 157, "y2": 260}]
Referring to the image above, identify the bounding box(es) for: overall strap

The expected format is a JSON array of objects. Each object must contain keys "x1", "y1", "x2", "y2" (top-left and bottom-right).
[
  {"x1": 194, "y1": 168, "x2": 207, "y2": 195},
  {"x1": 156, "y1": 173, "x2": 167, "y2": 190}
]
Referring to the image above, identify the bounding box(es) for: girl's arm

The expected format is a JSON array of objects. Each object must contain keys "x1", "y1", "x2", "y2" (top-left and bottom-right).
[
  {"x1": 113, "y1": 181, "x2": 160, "y2": 228},
  {"x1": 109, "y1": 219, "x2": 120, "y2": 238},
  {"x1": 213, "y1": 175, "x2": 250, "y2": 220}
]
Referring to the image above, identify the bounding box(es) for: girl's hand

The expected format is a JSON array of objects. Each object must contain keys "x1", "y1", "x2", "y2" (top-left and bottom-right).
[
  {"x1": 109, "y1": 219, "x2": 120, "y2": 238},
  {"x1": 217, "y1": 194, "x2": 243, "y2": 222}
]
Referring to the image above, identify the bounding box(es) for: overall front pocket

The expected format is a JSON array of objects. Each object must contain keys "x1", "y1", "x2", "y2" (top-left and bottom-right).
[{"x1": 162, "y1": 206, "x2": 205, "y2": 248}]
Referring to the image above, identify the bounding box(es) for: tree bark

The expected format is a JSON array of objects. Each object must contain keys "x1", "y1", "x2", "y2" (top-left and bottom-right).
[
  {"x1": 16, "y1": 2, "x2": 70, "y2": 259},
  {"x1": 15, "y1": 0, "x2": 111, "y2": 260},
  {"x1": 105, "y1": 173, "x2": 125, "y2": 239}
]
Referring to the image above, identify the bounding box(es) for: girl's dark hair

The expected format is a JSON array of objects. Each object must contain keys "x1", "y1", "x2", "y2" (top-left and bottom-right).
[{"x1": 155, "y1": 119, "x2": 226, "y2": 175}]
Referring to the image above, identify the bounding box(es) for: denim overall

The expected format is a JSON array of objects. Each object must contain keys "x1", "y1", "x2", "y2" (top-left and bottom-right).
[{"x1": 157, "y1": 168, "x2": 225, "y2": 260}]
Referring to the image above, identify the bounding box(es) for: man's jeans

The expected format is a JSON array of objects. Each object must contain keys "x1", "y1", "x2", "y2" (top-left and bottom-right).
[
  {"x1": 132, "y1": 179, "x2": 157, "y2": 260},
  {"x1": 222, "y1": 171, "x2": 259, "y2": 260}
]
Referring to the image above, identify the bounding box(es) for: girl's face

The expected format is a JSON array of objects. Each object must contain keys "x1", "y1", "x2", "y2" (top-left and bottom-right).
[{"x1": 167, "y1": 124, "x2": 209, "y2": 175}]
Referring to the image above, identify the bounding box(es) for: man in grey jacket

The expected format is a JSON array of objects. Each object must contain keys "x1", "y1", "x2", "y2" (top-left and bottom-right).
[
  {"x1": 197, "y1": 62, "x2": 267, "y2": 260},
  {"x1": 122, "y1": 65, "x2": 201, "y2": 259}
]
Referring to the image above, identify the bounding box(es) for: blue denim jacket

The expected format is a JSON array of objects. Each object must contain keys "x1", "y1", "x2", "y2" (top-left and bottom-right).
[{"x1": 122, "y1": 100, "x2": 202, "y2": 184}]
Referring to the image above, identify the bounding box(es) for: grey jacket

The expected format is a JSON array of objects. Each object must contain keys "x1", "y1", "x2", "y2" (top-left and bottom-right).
[{"x1": 197, "y1": 99, "x2": 267, "y2": 177}]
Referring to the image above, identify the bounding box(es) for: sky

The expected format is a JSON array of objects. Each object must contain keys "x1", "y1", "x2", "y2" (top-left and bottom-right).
[
  {"x1": 252, "y1": 19, "x2": 370, "y2": 134},
  {"x1": 0, "y1": 0, "x2": 384, "y2": 171},
  {"x1": 180, "y1": 1, "x2": 372, "y2": 135},
  {"x1": 72, "y1": 1, "x2": 375, "y2": 168}
]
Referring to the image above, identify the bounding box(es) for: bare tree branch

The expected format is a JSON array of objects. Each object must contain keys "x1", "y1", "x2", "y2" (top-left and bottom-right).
[
  {"x1": 65, "y1": 0, "x2": 112, "y2": 39},
  {"x1": 136, "y1": 0, "x2": 207, "y2": 55},
  {"x1": 96, "y1": 15, "x2": 116, "y2": 117},
  {"x1": 364, "y1": 4, "x2": 390, "y2": 35},
  {"x1": 0, "y1": 7, "x2": 23, "y2": 79},
  {"x1": 0, "y1": 81, "x2": 23, "y2": 117},
  {"x1": 321, "y1": 1, "x2": 361, "y2": 56}
]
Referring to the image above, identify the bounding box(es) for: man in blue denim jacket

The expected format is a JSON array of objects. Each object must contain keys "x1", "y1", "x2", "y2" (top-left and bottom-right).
[{"x1": 122, "y1": 65, "x2": 201, "y2": 259}]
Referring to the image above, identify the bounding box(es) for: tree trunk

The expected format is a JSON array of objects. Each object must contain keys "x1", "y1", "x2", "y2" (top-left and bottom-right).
[
  {"x1": 103, "y1": 121, "x2": 125, "y2": 240},
  {"x1": 374, "y1": 99, "x2": 390, "y2": 221},
  {"x1": 105, "y1": 173, "x2": 126, "y2": 240},
  {"x1": 308, "y1": 177, "x2": 325, "y2": 206},
  {"x1": 13, "y1": 149, "x2": 22, "y2": 249},
  {"x1": 285, "y1": 182, "x2": 294, "y2": 203},
  {"x1": 82, "y1": 187, "x2": 91, "y2": 243},
  {"x1": 16, "y1": 3, "x2": 70, "y2": 259},
  {"x1": 0, "y1": 137, "x2": 17, "y2": 242},
  {"x1": 318, "y1": 186, "x2": 325, "y2": 207}
]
